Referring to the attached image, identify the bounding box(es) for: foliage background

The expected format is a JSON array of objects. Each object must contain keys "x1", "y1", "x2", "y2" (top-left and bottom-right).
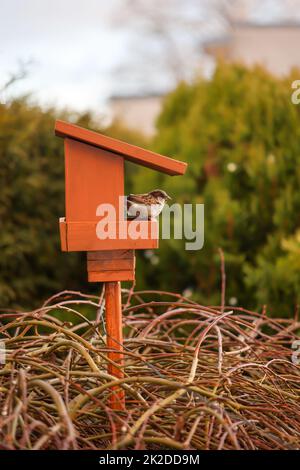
[
  {"x1": 0, "y1": 98, "x2": 146, "y2": 308},
  {"x1": 1, "y1": 63, "x2": 300, "y2": 316},
  {"x1": 132, "y1": 63, "x2": 300, "y2": 317}
]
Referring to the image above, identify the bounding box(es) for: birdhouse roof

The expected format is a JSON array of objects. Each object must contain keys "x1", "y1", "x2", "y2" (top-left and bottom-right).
[{"x1": 55, "y1": 120, "x2": 187, "y2": 176}]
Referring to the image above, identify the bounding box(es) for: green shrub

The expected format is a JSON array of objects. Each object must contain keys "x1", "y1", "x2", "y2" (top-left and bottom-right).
[
  {"x1": 2, "y1": 63, "x2": 300, "y2": 317},
  {"x1": 0, "y1": 98, "x2": 146, "y2": 308},
  {"x1": 132, "y1": 63, "x2": 300, "y2": 316}
]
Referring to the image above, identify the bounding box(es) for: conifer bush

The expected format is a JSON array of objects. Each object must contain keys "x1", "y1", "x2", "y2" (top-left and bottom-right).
[{"x1": 133, "y1": 63, "x2": 300, "y2": 316}]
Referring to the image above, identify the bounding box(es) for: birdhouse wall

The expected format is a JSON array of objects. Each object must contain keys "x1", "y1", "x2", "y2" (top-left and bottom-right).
[
  {"x1": 59, "y1": 134, "x2": 159, "y2": 252},
  {"x1": 64, "y1": 138, "x2": 124, "y2": 222}
]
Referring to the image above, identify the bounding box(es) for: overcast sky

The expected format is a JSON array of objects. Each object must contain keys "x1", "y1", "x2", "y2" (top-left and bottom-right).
[
  {"x1": 0, "y1": 0, "x2": 207, "y2": 113},
  {"x1": 0, "y1": 0, "x2": 298, "y2": 115},
  {"x1": 0, "y1": 0, "x2": 128, "y2": 113}
]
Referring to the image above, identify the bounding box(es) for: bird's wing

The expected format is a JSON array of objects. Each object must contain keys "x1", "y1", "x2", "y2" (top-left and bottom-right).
[{"x1": 127, "y1": 193, "x2": 149, "y2": 205}]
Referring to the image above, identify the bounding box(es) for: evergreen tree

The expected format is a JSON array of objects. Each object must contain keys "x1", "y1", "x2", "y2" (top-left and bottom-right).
[{"x1": 132, "y1": 63, "x2": 300, "y2": 317}]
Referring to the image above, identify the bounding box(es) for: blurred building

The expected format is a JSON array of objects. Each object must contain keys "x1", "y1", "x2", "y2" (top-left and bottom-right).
[
  {"x1": 109, "y1": 93, "x2": 164, "y2": 137},
  {"x1": 110, "y1": 19, "x2": 300, "y2": 136},
  {"x1": 204, "y1": 21, "x2": 300, "y2": 76}
]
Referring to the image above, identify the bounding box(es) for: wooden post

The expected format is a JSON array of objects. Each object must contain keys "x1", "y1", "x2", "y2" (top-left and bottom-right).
[
  {"x1": 105, "y1": 281, "x2": 125, "y2": 410},
  {"x1": 87, "y1": 250, "x2": 134, "y2": 411}
]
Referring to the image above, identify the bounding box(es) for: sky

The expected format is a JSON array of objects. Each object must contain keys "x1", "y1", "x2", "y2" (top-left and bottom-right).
[
  {"x1": 0, "y1": 0, "x2": 298, "y2": 115},
  {"x1": 0, "y1": 0, "x2": 127, "y2": 113},
  {"x1": 0, "y1": 0, "x2": 208, "y2": 113}
]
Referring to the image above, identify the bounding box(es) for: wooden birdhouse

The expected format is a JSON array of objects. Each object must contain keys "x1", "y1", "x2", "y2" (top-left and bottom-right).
[
  {"x1": 55, "y1": 120, "x2": 187, "y2": 283},
  {"x1": 55, "y1": 119, "x2": 187, "y2": 410}
]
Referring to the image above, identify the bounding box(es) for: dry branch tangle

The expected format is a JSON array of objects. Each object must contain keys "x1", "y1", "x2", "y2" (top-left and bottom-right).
[{"x1": 0, "y1": 290, "x2": 299, "y2": 450}]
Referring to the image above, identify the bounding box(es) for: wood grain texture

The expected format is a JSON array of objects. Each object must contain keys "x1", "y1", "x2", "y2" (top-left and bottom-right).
[
  {"x1": 87, "y1": 249, "x2": 134, "y2": 260},
  {"x1": 64, "y1": 138, "x2": 124, "y2": 223},
  {"x1": 87, "y1": 249, "x2": 135, "y2": 282},
  {"x1": 62, "y1": 220, "x2": 158, "y2": 251},
  {"x1": 88, "y1": 271, "x2": 135, "y2": 282},
  {"x1": 59, "y1": 217, "x2": 68, "y2": 251},
  {"x1": 105, "y1": 281, "x2": 125, "y2": 410},
  {"x1": 56, "y1": 119, "x2": 187, "y2": 176},
  {"x1": 88, "y1": 259, "x2": 134, "y2": 271}
]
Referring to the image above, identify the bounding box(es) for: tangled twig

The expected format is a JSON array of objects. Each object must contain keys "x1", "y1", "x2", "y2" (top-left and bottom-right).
[{"x1": 0, "y1": 289, "x2": 299, "y2": 450}]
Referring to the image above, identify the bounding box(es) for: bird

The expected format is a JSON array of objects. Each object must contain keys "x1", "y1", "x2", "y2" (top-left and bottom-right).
[{"x1": 126, "y1": 189, "x2": 171, "y2": 220}]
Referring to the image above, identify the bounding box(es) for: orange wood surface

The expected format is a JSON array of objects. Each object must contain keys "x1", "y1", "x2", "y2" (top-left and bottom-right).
[
  {"x1": 59, "y1": 217, "x2": 67, "y2": 251},
  {"x1": 88, "y1": 259, "x2": 134, "y2": 271},
  {"x1": 59, "y1": 219, "x2": 158, "y2": 251},
  {"x1": 88, "y1": 249, "x2": 133, "y2": 260},
  {"x1": 65, "y1": 138, "x2": 124, "y2": 222},
  {"x1": 105, "y1": 282, "x2": 125, "y2": 410},
  {"x1": 56, "y1": 120, "x2": 187, "y2": 176},
  {"x1": 88, "y1": 271, "x2": 135, "y2": 282},
  {"x1": 87, "y1": 249, "x2": 135, "y2": 282}
]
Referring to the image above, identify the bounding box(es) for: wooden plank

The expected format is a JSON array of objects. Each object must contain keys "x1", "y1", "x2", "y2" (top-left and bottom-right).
[
  {"x1": 65, "y1": 139, "x2": 124, "y2": 222},
  {"x1": 55, "y1": 120, "x2": 187, "y2": 176},
  {"x1": 87, "y1": 258, "x2": 134, "y2": 271},
  {"x1": 70, "y1": 236, "x2": 158, "y2": 251},
  {"x1": 88, "y1": 271, "x2": 135, "y2": 282},
  {"x1": 105, "y1": 281, "x2": 125, "y2": 410},
  {"x1": 87, "y1": 250, "x2": 134, "y2": 261},
  {"x1": 59, "y1": 217, "x2": 68, "y2": 251},
  {"x1": 87, "y1": 249, "x2": 135, "y2": 282},
  {"x1": 65, "y1": 220, "x2": 158, "y2": 251}
]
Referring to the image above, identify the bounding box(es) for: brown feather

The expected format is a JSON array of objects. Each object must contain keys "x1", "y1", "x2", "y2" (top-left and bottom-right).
[{"x1": 127, "y1": 194, "x2": 157, "y2": 206}]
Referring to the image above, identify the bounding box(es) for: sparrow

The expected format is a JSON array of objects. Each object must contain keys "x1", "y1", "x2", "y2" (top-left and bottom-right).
[{"x1": 126, "y1": 189, "x2": 171, "y2": 220}]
